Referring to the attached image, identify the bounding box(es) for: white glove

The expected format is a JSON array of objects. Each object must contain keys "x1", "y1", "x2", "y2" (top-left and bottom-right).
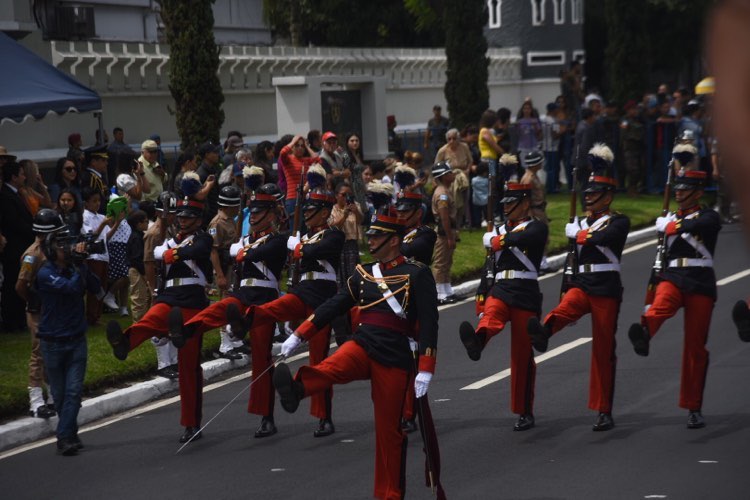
[
  {"x1": 281, "y1": 334, "x2": 302, "y2": 357},
  {"x1": 565, "y1": 217, "x2": 580, "y2": 239},
  {"x1": 286, "y1": 234, "x2": 301, "y2": 251},
  {"x1": 655, "y1": 216, "x2": 671, "y2": 233},
  {"x1": 414, "y1": 371, "x2": 432, "y2": 398},
  {"x1": 482, "y1": 231, "x2": 495, "y2": 248}
]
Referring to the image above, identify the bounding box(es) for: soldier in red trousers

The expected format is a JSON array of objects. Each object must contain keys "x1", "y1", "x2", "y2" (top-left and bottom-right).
[
  {"x1": 167, "y1": 184, "x2": 288, "y2": 438},
  {"x1": 528, "y1": 144, "x2": 630, "y2": 431},
  {"x1": 628, "y1": 169, "x2": 721, "y2": 429},
  {"x1": 227, "y1": 189, "x2": 344, "y2": 437},
  {"x1": 459, "y1": 182, "x2": 548, "y2": 431},
  {"x1": 106, "y1": 197, "x2": 213, "y2": 443},
  {"x1": 273, "y1": 213, "x2": 444, "y2": 500}
]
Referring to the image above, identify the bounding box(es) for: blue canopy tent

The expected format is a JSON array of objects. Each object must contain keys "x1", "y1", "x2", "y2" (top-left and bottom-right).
[{"x1": 0, "y1": 32, "x2": 101, "y2": 125}]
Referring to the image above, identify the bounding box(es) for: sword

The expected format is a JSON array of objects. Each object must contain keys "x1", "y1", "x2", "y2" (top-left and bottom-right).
[
  {"x1": 175, "y1": 354, "x2": 287, "y2": 454},
  {"x1": 411, "y1": 347, "x2": 436, "y2": 493}
]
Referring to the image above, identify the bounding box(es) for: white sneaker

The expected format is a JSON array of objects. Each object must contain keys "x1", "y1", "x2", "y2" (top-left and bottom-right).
[
  {"x1": 102, "y1": 293, "x2": 118, "y2": 310},
  {"x1": 119, "y1": 306, "x2": 129, "y2": 316},
  {"x1": 480, "y1": 220, "x2": 488, "y2": 228}
]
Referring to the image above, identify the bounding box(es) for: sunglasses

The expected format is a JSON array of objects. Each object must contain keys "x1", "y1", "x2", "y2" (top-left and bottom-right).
[{"x1": 63, "y1": 166, "x2": 76, "y2": 172}]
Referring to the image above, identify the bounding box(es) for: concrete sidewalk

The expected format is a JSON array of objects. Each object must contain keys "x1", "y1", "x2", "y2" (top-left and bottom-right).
[{"x1": 0, "y1": 225, "x2": 657, "y2": 453}]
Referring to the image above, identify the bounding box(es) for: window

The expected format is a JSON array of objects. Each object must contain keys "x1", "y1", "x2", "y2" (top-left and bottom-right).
[
  {"x1": 572, "y1": 50, "x2": 585, "y2": 64},
  {"x1": 571, "y1": 0, "x2": 582, "y2": 24},
  {"x1": 531, "y1": 0, "x2": 546, "y2": 26},
  {"x1": 488, "y1": 0, "x2": 502, "y2": 29},
  {"x1": 527, "y1": 51, "x2": 565, "y2": 66},
  {"x1": 553, "y1": 0, "x2": 566, "y2": 24}
]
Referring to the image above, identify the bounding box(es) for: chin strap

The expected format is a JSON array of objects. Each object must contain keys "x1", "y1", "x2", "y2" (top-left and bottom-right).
[{"x1": 369, "y1": 234, "x2": 395, "y2": 256}]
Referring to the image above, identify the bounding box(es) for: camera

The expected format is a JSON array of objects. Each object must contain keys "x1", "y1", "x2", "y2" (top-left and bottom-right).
[
  {"x1": 346, "y1": 194, "x2": 355, "y2": 204},
  {"x1": 46, "y1": 232, "x2": 106, "y2": 263}
]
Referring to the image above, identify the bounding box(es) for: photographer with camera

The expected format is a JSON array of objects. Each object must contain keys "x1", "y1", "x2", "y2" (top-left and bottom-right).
[
  {"x1": 329, "y1": 181, "x2": 363, "y2": 288},
  {"x1": 36, "y1": 223, "x2": 103, "y2": 456}
]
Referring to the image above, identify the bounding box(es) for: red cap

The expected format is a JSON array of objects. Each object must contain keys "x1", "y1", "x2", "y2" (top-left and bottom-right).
[{"x1": 322, "y1": 131, "x2": 337, "y2": 142}]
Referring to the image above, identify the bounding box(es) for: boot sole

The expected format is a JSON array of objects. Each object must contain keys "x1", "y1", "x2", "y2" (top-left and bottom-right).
[
  {"x1": 106, "y1": 321, "x2": 129, "y2": 361},
  {"x1": 628, "y1": 323, "x2": 650, "y2": 356},
  {"x1": 226, "y1": 303, "x2": 249, "y2": 341},
  {"x1": 459, "y1": 322, "x2": 482, "y2": 361},
  {"x1": 732, "y1": 300, "x2": 750, "y2": 342},
  {"x1": 273, "y1": 364, "x2": 300, "y2": 413},
  {"x1": 527, "y1": 317, "x2": 549, "y2": 353},
  {"x1": 168, "y1": 307, "x2": 186, "y2": 348}
]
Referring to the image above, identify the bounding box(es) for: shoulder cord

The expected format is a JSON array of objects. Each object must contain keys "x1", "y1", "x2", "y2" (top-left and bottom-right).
[{"x1": 354, "y1": 264, "x2": 411, "y2": 312}]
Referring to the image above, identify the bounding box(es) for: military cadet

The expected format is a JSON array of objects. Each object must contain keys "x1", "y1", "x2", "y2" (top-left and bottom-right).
[
  {"x1": 520, "y1": 151, "x2": 551, "y2": 272},
  {"x1": 431, "y1": 161, "x2": 457, "y2": 304},
  {"x1": 227, "y1": 188, "x2": 344, "y2": 438},
  {"x1": 392, "y1": 164, "x2": 436, "y2": 432},
  {"x1": 80, "y1": 145, "x2": 109, "y2": 214},
  {"x1": 143, "y1": 192, "x2": 179, "y2": 379},
  {"x1": 459, "y1": 183, "x2": 548, "y2": 431},
  {"x1": 628, "y1": 169, "x2": 721, "y2": 429},
  {"x1": 394, "y1": 164, "x2": 436, "y2": 266},
  {"x1": 16, "y1": 209, "x2": 68, "y2": 419},
  {"x1": 169, "y1": 184, "x2": 288, "y2": 438},
  {"x1": 106, "y1": 196, "x2": 213, "y2": 444},
  {"x1": 528, "y1": 144, "x2": 630, "y2": 431},
  {"x1": 207, "y1": 185, "x2": 245, "y2": 359},
  {"x1": 273, "y1": 213, "x2": 444, "y2": 500}
]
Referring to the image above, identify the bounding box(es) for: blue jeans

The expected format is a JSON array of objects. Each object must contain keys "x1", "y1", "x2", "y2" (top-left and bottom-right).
[
  {"x1": 285, "y1": 198, "x2": 297, "y2": 231},
  {"x1": 545, "y1": 150, "x2": 560, "y2": 193},
  {"x1": 41, "y1": 336, "x2": 87, "y2": 440}
]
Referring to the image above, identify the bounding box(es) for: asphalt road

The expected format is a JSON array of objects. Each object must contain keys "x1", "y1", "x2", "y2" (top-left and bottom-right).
[{"x1": 2, "y1": 224, "x2": 750, "y2": 500}]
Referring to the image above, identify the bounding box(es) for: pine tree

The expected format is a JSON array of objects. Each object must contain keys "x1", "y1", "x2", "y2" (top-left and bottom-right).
[
  {"x1": 159, "y1": 0, "x2": 225, "y2": 149},
  {"x1": 443, "y1": 0, "x2": 489, "y2": 130},
  {"x1": 604, "y1": 0, "x2": 650, "y2": 103}
]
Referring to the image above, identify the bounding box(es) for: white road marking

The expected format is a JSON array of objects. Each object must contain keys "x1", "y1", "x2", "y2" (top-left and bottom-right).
[
  {"x1": 644, "y1": 495, "x2": 667, "y2": 499},
  {"x1": 270, "y1": 468, "x2": 286, "y2": 472},
  {"x1": 698, "y1": 460, "x2": 718, "y2": 464},
  {"x1": 434, "y1": 399, "x2": 451, "y2": 402},
  {"x1": 717, "y1": 269, "x2": 750, "y2": 286},
  {"x1": 460, "y1": 338, "x2": 593, "y2": 390},
  {"x1": 340, "y1": 439, "x2": 355, "y2": 443}
]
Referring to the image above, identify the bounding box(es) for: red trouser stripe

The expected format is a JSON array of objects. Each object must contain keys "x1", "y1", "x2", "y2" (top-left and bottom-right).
[
  {"x1": 545, "y1": 287, "x2": 619, "y2": 413},
  {"x1": 477, "y1": 296, "x2": 538, "y2": 415},
  {"x1": 296, "y1": 341, "x2": 410, "y2": 500},
  {"x1": 185, "y1": 297, "x2": 276, "y2": 416},
  {"x1": 641, "y1": 280, "x2": 713, "y2": 410},
  {"x1": 250, "y1": 293, "x2": 333, "y2": 419},
  {"x1": 125, "y1": 303, "x2": 203, "y2": 427}
]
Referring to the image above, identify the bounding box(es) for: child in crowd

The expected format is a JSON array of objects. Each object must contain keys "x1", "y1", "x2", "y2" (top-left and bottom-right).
[
  {"x1": 126, "y1": 210, "x2": 150, "y2": 323},
  {"x1": 57, "y1": 188, "x2": 83, "y2": 235},
  {"x1": 81, "y1": 187, "x2": 111, "y2": 325},
  {"x1": 471, "y1": 161, "x2": 490, "y2": 228}
]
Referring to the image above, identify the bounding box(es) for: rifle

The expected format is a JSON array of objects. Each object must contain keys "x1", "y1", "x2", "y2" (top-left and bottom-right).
[
  {"x1": 560, "y1": 165, "x2": 578, "y2": 299},
  {"x1": 485, "y1": 167, "x2": 496, "y2": 280},
  {"x1": 287, "y1": 164, "x2": 307, "y2": 287},
  {"x1": 644, "y1": 158, "x2": 674, "y2": 307},
  {"x1": 232, "y1": 187, "x2": 248, "y2": 293},
  {"x1": 155, "y1": 192, "x2": 171, "y2": 295}
]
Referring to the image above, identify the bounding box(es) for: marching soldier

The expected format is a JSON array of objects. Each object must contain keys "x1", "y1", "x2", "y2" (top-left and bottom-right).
[
  {"x1": 431, "y1": 161, "x2": 458, "y2": 304},
  {"x1": 208, "y1": 185, "x2": 245, "y2": 359},
  {"x1": 227, "y1": 189, "x2": 344, "y2": 438},
  {"x1": 272, "y1": 213, "x2": 444, "y2": 500},
  {"x1": 394, "y1": 164, "x2": 437, "y2": 432},
  {"x1": 459, "y1": 183, "x2": 548, "y2": 431},
  {"x1": 528, "y1": 144, "x2": 630, "y2": 431},
  {"x1": 169, "y1": 184, "x2": 288, "y2": 438},
  {"x1": 106, "y1": 196, "x2": 213, "y2": 444},
  {"x1": 628, "y1": 169, "x2": 721, "y2": 429},
  {"x1": 394, "y1": 164, "x2": 437, "y2": 266}
]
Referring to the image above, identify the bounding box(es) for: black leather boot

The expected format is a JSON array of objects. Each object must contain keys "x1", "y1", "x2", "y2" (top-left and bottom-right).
[
  {"x1": 254, "y1": 416, "x2": 278, "y2": 438},
  {"x1": 514, "y1": 413, "x2": 535, "y2": 431},
  {"x1": 313, "y1": 418, "x2": 335, "y2": 437},
  {"x1": 687, "y1": 410, "x2": 705, "y2": 429},
  {"x1": 527, "y1": 317, "x2": 550, "y2": 353},
  {"x1": 179, "y1": 426, "x2": 203, "y2": 443},
  {"x1": 592, "y1": 412, "x2": 615, "y2": 431},
  {"x1": 628, "y1": 323, "x2": 650, "y2": 356},
  {"x1": 732, "y1": 300, "x2": 750, "y2": 342},
  {"x1": 106, "y1": 320, "x2": 129, "y2": 361},
  {"x1": 401, "y1": 418, "x2": 418, "y2": 433},
  {"x1": 273, "y1": 363, "x2": 303, "y2": 413},
  {"x1": 459, "y1": 321, "x2": 484, "y2": 361},
  {"x1": 168, "y1": 307, "x2": 187, "y2": 348},
  {"x1": 226, "y1": 303, "x2": 252, "y2": 341}
]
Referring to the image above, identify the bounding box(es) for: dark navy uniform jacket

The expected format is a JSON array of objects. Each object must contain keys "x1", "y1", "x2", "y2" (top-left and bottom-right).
[
  {"x1": 660, "y1": 206, "x2": 721, "y2": 299},
  {"x1": 290, "y1": 226, "x2": 345, "y2": 308},
  {"x1": 229, "y1": 230, "x2": 288, "y2": 305},
  {"x1": 154, "y1": 231, "x2": 213, "y2": 309},
  {"x1": 572, "y1": 212, "x2": 630, "y2": 299},
  {"x1": 401, "y1": 225, "x2": 437, "y2": 266},
  {"x1": 303, "y1": 257, "x2": 439, "y2": 372},
  {"x1": 489, "y1": 218, "x2": 548, "y2": 314}
]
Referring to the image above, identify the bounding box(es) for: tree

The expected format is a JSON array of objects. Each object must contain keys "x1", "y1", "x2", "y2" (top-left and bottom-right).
[
  {"x1": 159, "y1": 0, "x2": 225, "y2": 149},
  {"x1": 443, "y1": 0, "x2": 488, "y2": 130},
  {"x1": 604, "y1": 0, "x2": 650, "y2": 104}
]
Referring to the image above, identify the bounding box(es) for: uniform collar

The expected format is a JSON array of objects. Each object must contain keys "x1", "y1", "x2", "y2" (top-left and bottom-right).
[
  {"x1": 251, "y1": 228, "x2": 275, "y2": 240},
  {"x1": 380, "y1": 255, "x2": 406, "y2": 269},
  {"x1": 309, "y1": 224, "x2": 329, "y2": 234},
  {"x1": 677, "y1": 205, "x2": 700, "y2": 217},
  {"x1": 588, "y1": 209, "x2": 611, "y2": 222},
  {"x1": 506, "y1": 216, "x2": 531, "y2": 228}
]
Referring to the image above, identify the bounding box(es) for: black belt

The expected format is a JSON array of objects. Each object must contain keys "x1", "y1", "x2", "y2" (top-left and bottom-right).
[{"x1": 39, "y1": 333, "x2": 85, "y2": 343}]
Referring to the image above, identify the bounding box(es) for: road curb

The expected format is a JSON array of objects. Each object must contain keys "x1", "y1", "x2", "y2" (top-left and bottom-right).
[{"x1": 0, "y1": 225, "x2": 657, "y2": 454}]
